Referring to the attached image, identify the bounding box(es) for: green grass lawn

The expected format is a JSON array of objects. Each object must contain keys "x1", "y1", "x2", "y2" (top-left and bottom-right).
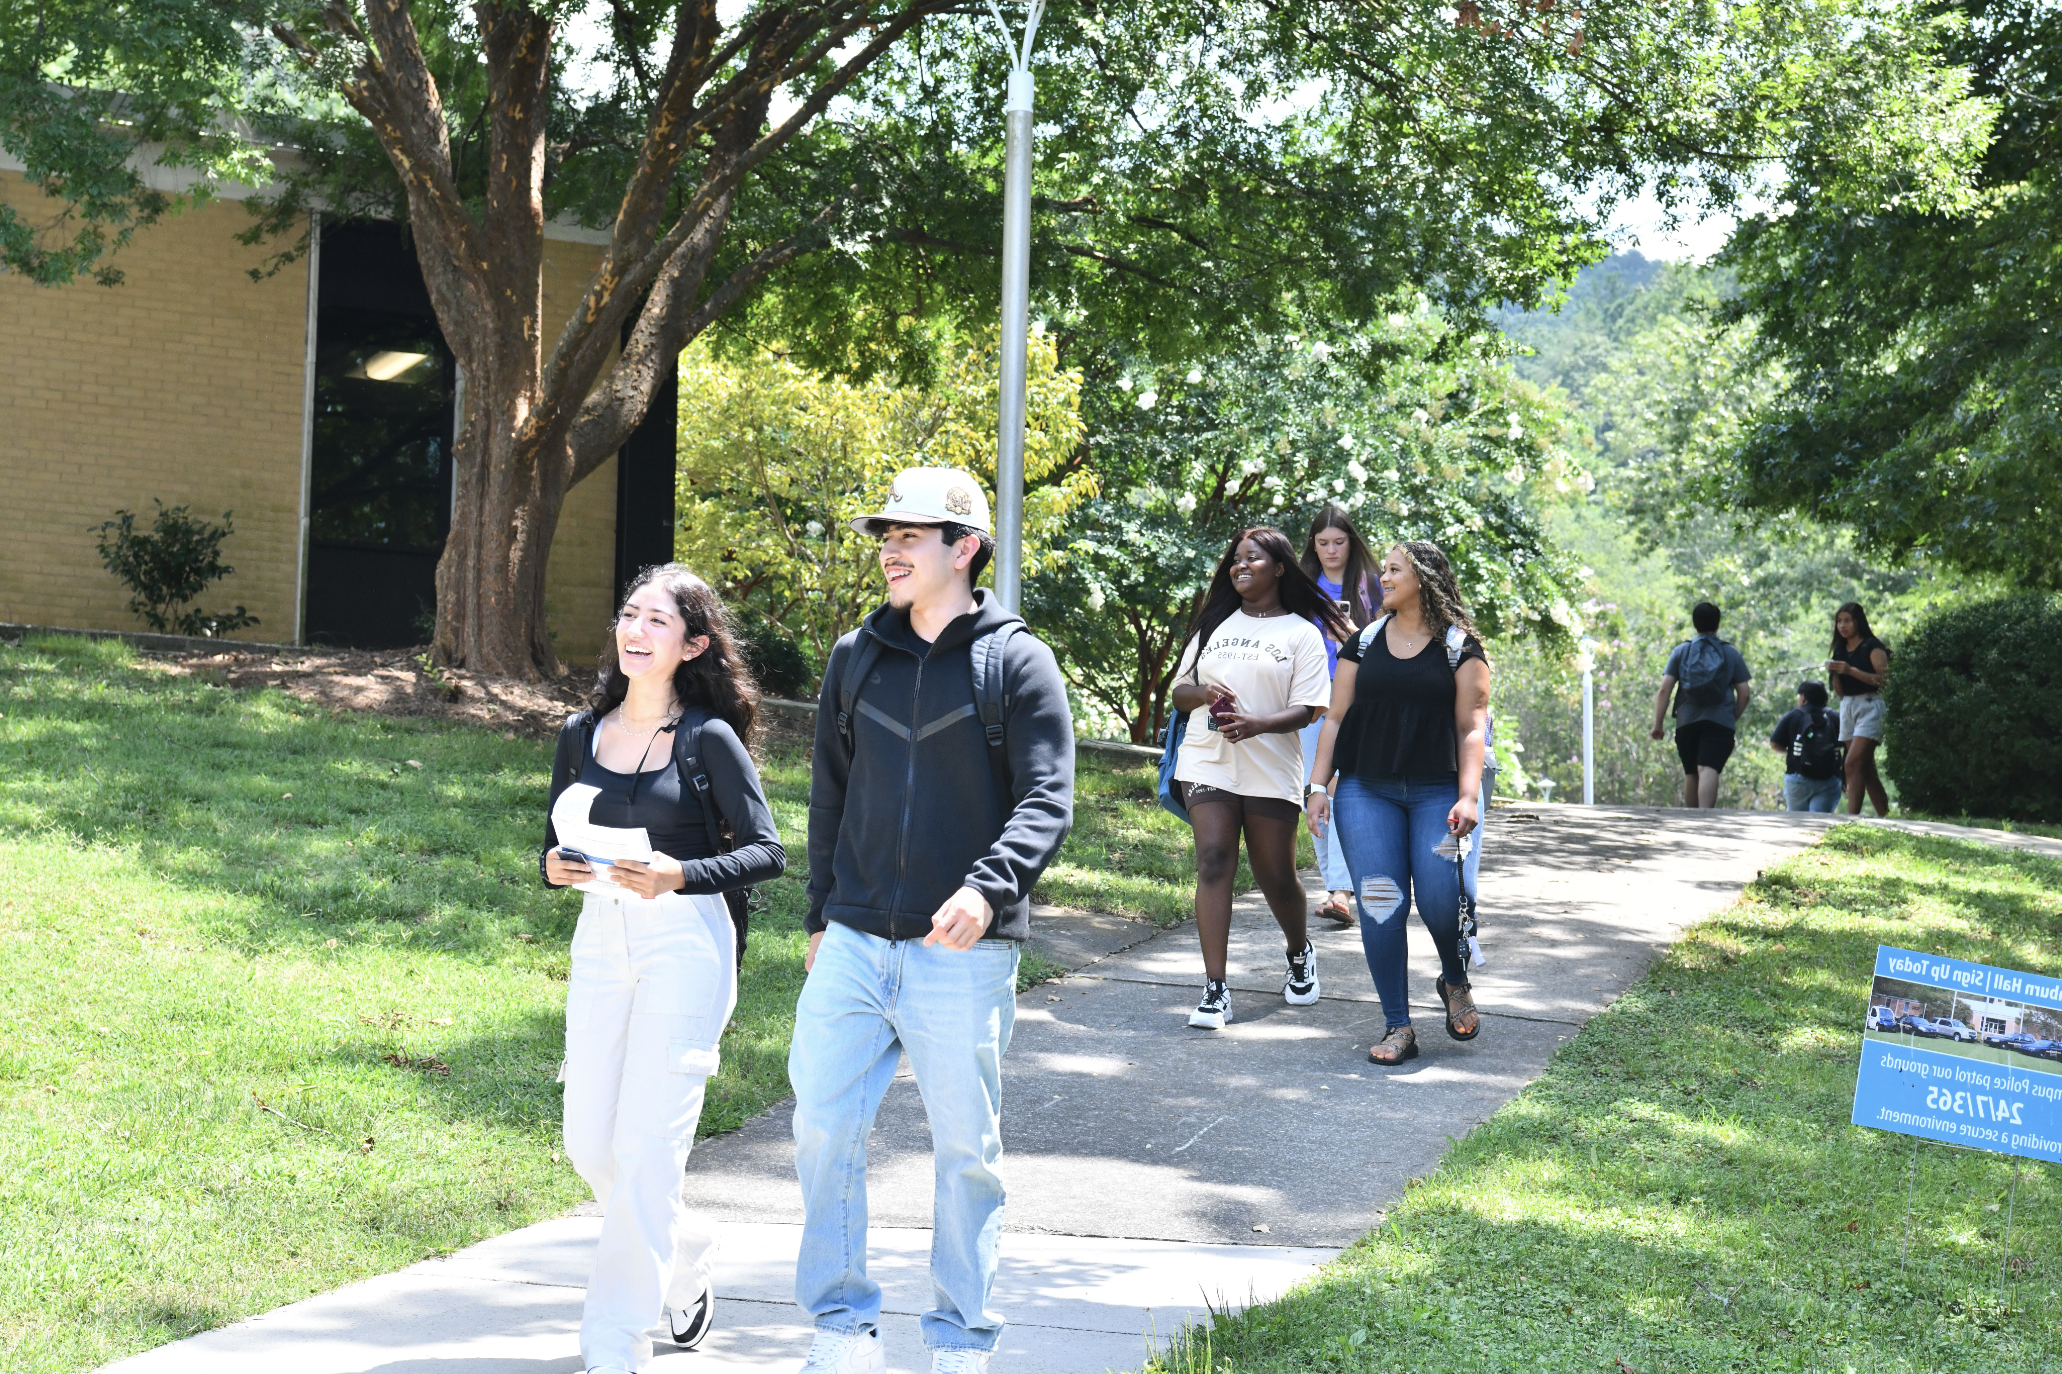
[
  {"x1": 1146, "y1": 824, "x2": 2062, "y2": 1373},
  {"x1": 0, "y1": 633, "x2": 1202, "y2": 1372}
]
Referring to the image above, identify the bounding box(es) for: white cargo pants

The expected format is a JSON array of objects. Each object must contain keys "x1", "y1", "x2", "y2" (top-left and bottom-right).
[{"x1": 562, "y1": 887, "x2": 737, "y2": 1373}]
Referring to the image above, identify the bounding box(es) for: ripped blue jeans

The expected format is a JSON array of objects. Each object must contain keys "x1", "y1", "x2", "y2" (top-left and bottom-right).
[{"x1": 1332, "y1": 775, "x2": 1469, "y2": 1030}]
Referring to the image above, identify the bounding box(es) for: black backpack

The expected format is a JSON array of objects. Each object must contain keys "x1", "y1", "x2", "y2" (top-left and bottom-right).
[
  {"x1": 832, "y1": 622, "x2": 1023, "y2": 810},
  {"x1": 1790, "y1": 705, "x2": 1843, "y2": 781},
  {"x1": 673, "y1": 712, "x2": 753, "y2": 970}
]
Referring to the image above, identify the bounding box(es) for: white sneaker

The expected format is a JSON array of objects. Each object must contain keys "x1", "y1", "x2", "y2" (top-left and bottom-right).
[
  {"x1": 1188, "y1": 979, "x2": 1232, "y2": 1029},
  {"x1": 800, "y1": 1327, "x2": 886, "y2": 1373},
  {"x1": 1284, "y1": 941, "x2": 1319, "y2": 1005},
  {"x1": 932, "y1": 1351, "x2": 992, "y2": 1373}
]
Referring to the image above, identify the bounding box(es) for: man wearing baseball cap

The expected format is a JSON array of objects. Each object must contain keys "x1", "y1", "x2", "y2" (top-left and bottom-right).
[{"x1": 789, "y1": 467, "x2": 1075, "y2": 1373}]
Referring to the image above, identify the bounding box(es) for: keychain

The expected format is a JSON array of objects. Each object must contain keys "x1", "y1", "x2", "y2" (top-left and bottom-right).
[{"x1": 1432, "y1": 827, "x2": 1486, "y2": 967}]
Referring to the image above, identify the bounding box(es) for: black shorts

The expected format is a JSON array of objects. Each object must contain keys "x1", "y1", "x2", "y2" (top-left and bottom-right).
[
  {"x1": 1179, "y1": 782, "x2": 1302, "y2": 823},
  {"x1": 1675, "y1": 720, "x2": 1737, "y2": 775}
]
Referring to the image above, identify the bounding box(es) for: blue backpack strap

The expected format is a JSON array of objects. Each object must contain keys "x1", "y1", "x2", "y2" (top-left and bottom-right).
[
  {"x1": 970, "y1": 622, "x2": 1023, "y2": 805},
  {"x1": 835, "y1": 633, "x2": 886, "y2": 760}
]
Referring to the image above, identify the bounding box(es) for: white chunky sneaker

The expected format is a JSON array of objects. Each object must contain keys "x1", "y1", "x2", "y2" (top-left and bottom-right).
[
  {"x1": 1284, "y1": 940, "x2": 1319, "y2": 1005},
  {"x1": 799, "y1": 1327, "x2": 886, "y2": 1373},
  {"x1": 932, "y1": 1351, "x2": 992, "y2": 1373},
  {"x1": 1188, "y1": 979, "x2": 1232, "y2": 1029}
]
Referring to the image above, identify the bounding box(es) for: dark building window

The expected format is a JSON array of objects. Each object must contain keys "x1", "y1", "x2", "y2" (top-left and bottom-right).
[
  {"x1": 304, "y1": 222, "x2": 454, "y2": 649},
  {"x1": 302, "y1": 220, "x2": 678, "y2": 651}
]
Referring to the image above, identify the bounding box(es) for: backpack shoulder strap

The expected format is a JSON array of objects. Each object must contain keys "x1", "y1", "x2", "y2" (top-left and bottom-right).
[
  {"x1": 971, "y1": 622, "x2": 1024, "y2": 805},
  {"x1": 834, "y1": 633, "x2": 886, "y2": 760},
  {"x1": 1356, "y1": 613, "x2": 1390, "y2": 655},
  {"x1": 672, "y1": 711, "x2": 727, "y2": 856}
]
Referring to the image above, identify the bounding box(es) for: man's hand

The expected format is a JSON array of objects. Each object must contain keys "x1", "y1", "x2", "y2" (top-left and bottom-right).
[
  {"x1": 806, "y1": 930, "x2": 824, "y2": 971},
  {"x1": 1650, "y1": 724, "x2": 1665, "y2": 741},
  {"x1": 923, "y1": 886, "x2": 993, "y2": 950}
]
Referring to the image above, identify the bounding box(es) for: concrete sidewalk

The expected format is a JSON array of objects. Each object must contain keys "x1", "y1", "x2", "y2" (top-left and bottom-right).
[{"x1": 101, "y1": 806, "x2": 2060, "y2": 1373}]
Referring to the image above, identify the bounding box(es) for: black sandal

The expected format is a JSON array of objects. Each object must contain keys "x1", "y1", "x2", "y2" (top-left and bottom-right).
[
  {"x1": 1436, "y1": 976, "x2": 1481, "y2": 1041},
  {"x1": 1368, "y1": 1025, "x2": 1418, "y2": 1064}
]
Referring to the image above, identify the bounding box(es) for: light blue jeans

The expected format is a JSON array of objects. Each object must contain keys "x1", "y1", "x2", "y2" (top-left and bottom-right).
[
  {"x1": 1333, "y1": 775, "x2": 1470, "y2": 1030},
  {"x1": 1299, "y1": 719, "x2": 1352, "y2": 892},
  {"x1": 1784, "y1": 773, "x2": 1843, "y2": 812},
  {"x1": 790, "y1": 921, "x2": 1020, "y2": 1352}
]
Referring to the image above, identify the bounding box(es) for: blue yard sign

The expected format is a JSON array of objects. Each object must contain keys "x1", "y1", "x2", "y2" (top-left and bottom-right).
[{"x1": 1853, "y1": 946, "x2": 2062, "y2": 1163}]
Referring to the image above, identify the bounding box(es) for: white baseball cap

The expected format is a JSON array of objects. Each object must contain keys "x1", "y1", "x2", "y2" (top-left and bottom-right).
[{"x1": 851, "y1": 466, "x2": 993, "y2": 536}]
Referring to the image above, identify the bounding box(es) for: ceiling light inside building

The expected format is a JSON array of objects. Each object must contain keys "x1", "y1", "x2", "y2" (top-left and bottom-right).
[{"x1": 359, "y1": 350, "x2": 429, "y2": 381}]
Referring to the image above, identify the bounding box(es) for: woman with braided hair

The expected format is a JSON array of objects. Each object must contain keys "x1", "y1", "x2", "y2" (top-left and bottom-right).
[{"x1": 1305, "y1": 540, "x2": 1491, "y2": 1065}]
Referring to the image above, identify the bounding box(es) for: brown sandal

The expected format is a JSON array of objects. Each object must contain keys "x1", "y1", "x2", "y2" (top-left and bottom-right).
[
  {"x1": 1437, "y1": 976, "x2": 1481, "y2": 1041},
  {"x1": 1315, "y1": 894, "x2": 1354, "y2": 925},
  {"x1": 1368, "y1": 1025, "x2": 1418, "y2": 1065}
]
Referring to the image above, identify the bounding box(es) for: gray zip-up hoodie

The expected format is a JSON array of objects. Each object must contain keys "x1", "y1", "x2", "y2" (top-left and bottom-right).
[{"x1": 806, "y1": 589, "x2": 1075, "y2": 942}]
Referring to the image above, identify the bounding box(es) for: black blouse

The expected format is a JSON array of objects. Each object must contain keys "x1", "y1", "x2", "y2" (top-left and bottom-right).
[
  {"x1": 1832, "y1": 636, "x2": 1888, "y2": 697},
  {"x1": 542, "y1": 709, "x2": 785, "y2": 894},
  {"x1": 1332, "y1": 624, "x2": 1487, "y2": 780}
]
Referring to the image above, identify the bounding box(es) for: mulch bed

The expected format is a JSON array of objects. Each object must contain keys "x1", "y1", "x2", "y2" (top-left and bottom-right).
[{"x1": 136, "y1": 642, "x2": 818, "y2": 749}]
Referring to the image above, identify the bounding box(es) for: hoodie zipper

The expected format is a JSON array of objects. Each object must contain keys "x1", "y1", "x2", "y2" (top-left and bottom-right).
[{"x1": 888, "y1": 649, "x2": 924, "y2": 939}]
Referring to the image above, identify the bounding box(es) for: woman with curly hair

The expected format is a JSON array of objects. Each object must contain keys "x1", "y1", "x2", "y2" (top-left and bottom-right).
[
  {"x1": 1305, "y1": 540, "x2": 1491, "y2": 1065},
  {"x1": 1169, "y1": 526, "x2": 1351, "y2": 1029},
  {"x1": 541, "y1": 564, "x2": 785, "y2": 1369}
]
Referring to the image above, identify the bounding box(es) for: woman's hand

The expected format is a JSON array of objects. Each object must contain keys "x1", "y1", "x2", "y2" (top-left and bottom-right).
[
  {"x1": 1305, "y1": 790, "x2": 1331, "y2": 837},
  {"x1": 609, "y1": 852, "x2": 686, "y2": 901},
  {"x1": 1216, "y1": 710, "x2": 1270, "y2": 743},
  {"x1": 545, "y1": 849, "x2": 594, "y2": 887},
  {"x1": 1447, "y1": 795, "x2": 1479, "y2": 839}
]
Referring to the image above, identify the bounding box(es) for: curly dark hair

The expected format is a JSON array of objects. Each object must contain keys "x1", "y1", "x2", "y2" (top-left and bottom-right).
[
  {"x1": 1183, "y1": 525, "x2": 1353, "y2": 666},
  {"x1": 1389, "y1": 539, "x2": 1478, "y2": 643},
  {"x1": 590, "y1": 564, "x2": 760, "y2": 741}
]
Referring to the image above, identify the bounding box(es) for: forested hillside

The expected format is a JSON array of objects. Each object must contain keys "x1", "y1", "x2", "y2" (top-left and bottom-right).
[{"x1": 1488, "y1": 255, "x2": 1992, "y2": 808}]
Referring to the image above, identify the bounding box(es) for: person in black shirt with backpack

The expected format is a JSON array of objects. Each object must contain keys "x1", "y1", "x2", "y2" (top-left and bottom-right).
[
  {"x1": 541, "y1": 565, "x2": 786, "y2": 1369},
  {"x1": 1768, "y1": 679, "x2": 1843, "y2": 812}
]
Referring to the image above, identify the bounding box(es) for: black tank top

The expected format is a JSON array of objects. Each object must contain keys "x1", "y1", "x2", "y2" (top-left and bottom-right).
[
  {"x1": 1333, "y1": 625, "x2": 1487, "y2": 778},
  {"x1": 1834, "y1": 636, "x2": 1887, "y2": 697}
]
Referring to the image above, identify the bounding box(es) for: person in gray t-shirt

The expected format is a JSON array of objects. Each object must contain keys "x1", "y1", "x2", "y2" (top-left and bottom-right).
[{"x1": 1648, "y1": 601, "x2": 1753, "y2": 809}]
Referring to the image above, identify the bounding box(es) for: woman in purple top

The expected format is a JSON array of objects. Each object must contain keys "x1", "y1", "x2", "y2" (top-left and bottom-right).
[{"x1": 1298, "y1": 505, "x2": 1377, "y2": 922}]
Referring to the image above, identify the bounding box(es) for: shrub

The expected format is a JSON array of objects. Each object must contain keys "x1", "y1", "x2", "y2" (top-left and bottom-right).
[
  {"x1": 734, "y1": 614, "x2": 818, "y2": 699},
  {"x1": 1883, "y1": 592, "x2": 2062, "y2": 821},
  {"x1": 93, "y1": 501, "x2": 259, "y2": 638}
]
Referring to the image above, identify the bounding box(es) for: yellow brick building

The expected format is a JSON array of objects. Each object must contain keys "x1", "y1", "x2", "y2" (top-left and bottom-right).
[{"x1": 0, "y1": 169, "x2": 671, "y2": 667}]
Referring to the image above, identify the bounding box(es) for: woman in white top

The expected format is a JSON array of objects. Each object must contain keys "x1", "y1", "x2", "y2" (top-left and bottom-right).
[{"x1": 1169, "y1": 526, "x2": 1350, "y2": 1029}]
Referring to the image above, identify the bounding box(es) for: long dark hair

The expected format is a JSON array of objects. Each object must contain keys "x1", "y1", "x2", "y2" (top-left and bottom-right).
[
  {"x1": 590, "y1": 563, "x2": 760, "y2": 741},
  {"x1": 1183, "y1": 526, "x2": 1353, "y2": 666},
  {"x1": 1390, "y1": 539, "x2": 1478, "y2": 643},
  {"x1": 1299, "y1": 504, "x2": 1378, "y2": 627},
  {"x1": 1831, "y1": 601, "x2": 1885, "y2": 658}
]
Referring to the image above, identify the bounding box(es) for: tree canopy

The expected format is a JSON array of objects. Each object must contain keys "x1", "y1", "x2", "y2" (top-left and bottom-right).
[
  {"x1": 0, "y1": 0, "x2": 1995, "y2": 674},
  {"x1": 1721, "y1": 0, "x2": 2060, "y2": 586}
]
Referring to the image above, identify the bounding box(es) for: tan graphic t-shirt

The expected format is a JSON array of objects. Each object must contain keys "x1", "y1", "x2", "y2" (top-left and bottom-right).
[{"x1": 1172, "y1": 610, "x2": 1333, "y2": 804}]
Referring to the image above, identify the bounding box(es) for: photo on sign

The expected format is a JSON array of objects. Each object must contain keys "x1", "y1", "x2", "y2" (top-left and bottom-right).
[{"x1": 1864, "y1": 974, "x2": 2062, "y2": 1076}]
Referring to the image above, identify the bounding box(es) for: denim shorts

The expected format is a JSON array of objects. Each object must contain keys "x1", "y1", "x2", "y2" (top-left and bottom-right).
[{"x1": 1839, "y1": 693, "x2": 1886, "y2": 742}]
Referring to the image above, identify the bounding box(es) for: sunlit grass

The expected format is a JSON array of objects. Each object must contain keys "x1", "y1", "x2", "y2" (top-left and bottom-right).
[
  {"x1": 1144, "y1": 826, "x2": 2062, "y2": 1373},
  {"x1": 0, "y1": 633, "x2": 1215, "y2": 1372}
]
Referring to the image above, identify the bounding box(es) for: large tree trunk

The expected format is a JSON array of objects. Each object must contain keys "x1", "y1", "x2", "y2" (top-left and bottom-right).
[
  {"x1": 279, "y1": 0, "x2": 940, "y2": 679},
  {"x1": 433, "y1": 383, "x2": 569, "y2": 674}
]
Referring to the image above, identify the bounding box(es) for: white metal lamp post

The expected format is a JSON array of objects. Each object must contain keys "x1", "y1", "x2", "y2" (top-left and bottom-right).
[
  {"x1": 986, "y1": 0, "x2": 1045, "y2": 611},
  {"x1": 1578, "y1": 636, "x2": 1597, "y2": 805}
]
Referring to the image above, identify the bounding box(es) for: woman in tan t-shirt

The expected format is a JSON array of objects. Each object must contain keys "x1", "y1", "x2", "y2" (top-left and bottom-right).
[{"x1": 1170, "y1": 526, "x2": 1350, "y2": 1029}]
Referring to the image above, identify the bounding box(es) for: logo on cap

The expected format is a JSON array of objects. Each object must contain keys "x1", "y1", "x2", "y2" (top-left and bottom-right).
[
  {"x1": 888, "y1": 487, "x2": 903, "y2": 505},
  {"x1": 945, "y1": 486, "x2": 974, "y2": 516}
]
